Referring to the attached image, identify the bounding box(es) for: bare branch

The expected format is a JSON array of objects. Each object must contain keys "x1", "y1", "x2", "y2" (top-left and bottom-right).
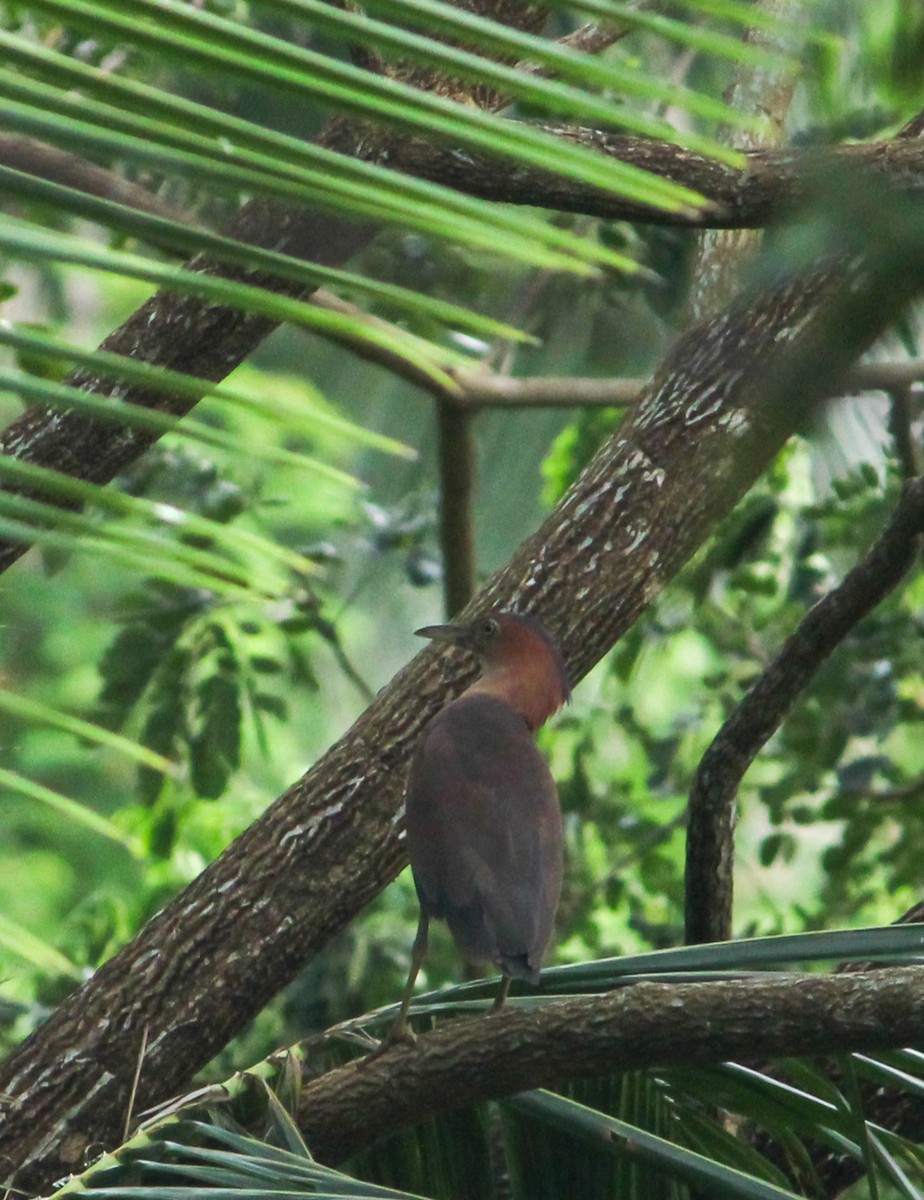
[
  {"x1": 0, "y1": 135, "x2": 192, "y2": 225},
  {"x1": 684, "y1": 476, "x2": 924, "y2": 946},
  {"x1": 450, "y1": 372, "x2": 643, "y2": 407},
  {"x1": 296, "y1": 967, "x2": 924, "y2": 1164},
  {"x1": 314, "y1": 289, "x2": 924, "y2": 407},
  {"x1": 847, "y1": 358, "x2": 924, "y2": 393}
]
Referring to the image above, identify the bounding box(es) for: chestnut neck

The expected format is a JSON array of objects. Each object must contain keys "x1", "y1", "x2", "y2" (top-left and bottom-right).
[{"x1": 465, "y1": 655, "x2": 568, "y2": 732}]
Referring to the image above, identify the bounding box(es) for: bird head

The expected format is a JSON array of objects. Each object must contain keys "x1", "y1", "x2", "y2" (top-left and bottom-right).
[{"x1": 416, "y1": 610, "x2": 570, "y2": 729}]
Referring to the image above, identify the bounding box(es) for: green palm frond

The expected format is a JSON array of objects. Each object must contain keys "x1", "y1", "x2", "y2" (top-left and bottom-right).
[
  {"x1": 0, "y1": 218, "x2": 460, "y2": 385},
  {"x1": 356, "y1": 0, "x2": 790, "y2": 70},
  {"x1": 0, "y1": 165, "x2": 536, "y2": 343},
  {"x1": 0, "y1": 691, "x2": 175, "y2": 774},
  {"x1": 0, "y1": 0, "x2": 811, "y2": 609},
  {"x1": 0, "y1": 325, "x2": 415, "y2": 459},
  {"x1": 345, "y1": 922, "x2": 924, "y2": 1023},
  {"x1": 59, "y1": 1112, "x2": 433, "y2": 1200},
  {"x1": 0, "y1": 457, "x2": 329, "y2": 583},
  {"x1": 0, "y1": 44, "x2": 616, "y2": 274},
  {"x1": 0, "y1": 911, "x2": 85, "y2": 979},
  {"x1": 506, "y1": 1089, "x2": 800, "y2": 1200},
  {"x1": 19, "y1": 0, "x2": 753, "y2": 176},
  {"x1": 0, "y1": 0, "x2": 760, "y2": 285},
  {"x1": 0, "y1": 767, "x2": 142, "y2": 851}
]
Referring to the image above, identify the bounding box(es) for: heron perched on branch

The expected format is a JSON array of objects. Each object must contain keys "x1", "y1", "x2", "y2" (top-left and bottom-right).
[{"x1": 390, "y1": 610, "x2": 569, "y2": 1043}]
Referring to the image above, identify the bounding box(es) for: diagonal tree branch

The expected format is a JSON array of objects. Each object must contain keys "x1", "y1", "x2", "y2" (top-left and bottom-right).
[
  {"x1": 684, "y1": 474, "x2": 924, "y2": 946},
  {"x1": 3, "y1": 176, "x2": 924, "y2": 1193}
]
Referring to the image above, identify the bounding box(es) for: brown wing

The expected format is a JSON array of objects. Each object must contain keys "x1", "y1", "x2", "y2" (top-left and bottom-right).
[{"x1": 405, "y1": 693, "x2": 562, "y2": 981}]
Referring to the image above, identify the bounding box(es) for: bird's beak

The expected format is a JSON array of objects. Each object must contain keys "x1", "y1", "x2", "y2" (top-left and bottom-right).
[{"x1": 415, "y1": 622, "x2": 467, "y2": 645}]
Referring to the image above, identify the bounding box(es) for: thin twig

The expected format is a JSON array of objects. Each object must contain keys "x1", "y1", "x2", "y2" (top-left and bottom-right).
[
  {"x1": 123, "y1": 1023, "x2": 150, "y2": 1143},
  {"x1": 310, "y1": 290, "x2": 924, "y2": 410},
  {"x1": 315, "y1": 617, "x2": 376, "y2": 704},
  {"x1": 449, "y1": 371, "x2": 644, "y2": 408},
  {"x1": 684, "y1": 475, "x2": 924, "y2": 946}
]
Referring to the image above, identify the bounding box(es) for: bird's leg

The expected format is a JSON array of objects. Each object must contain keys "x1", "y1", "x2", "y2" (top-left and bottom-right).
[
  {"x1": 492, "y1": 973, "x2": 512, "y2": 1011},
  {"x1": 382, "y1": 911, "x2": 429, "y2": 1048}
]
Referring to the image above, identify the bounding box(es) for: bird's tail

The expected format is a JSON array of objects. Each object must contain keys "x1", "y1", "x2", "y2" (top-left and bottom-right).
[{"x1": 499, "y1": 952, "x2": 540, "y2": 985}]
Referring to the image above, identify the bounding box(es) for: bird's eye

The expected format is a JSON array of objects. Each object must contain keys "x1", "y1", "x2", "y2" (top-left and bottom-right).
[{"x1": 481, "y1": 618, "x2": 500, "y2": 638}]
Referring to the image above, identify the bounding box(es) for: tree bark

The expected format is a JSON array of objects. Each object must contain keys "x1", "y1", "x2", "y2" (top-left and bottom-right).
[
  {"x1": 295, "y1": 967, "x2": 924, "y2": 1164},
  {"x1": 4, "y1": 5, "x2": 924, "y2": 1189},
  {"x1": 392, "y1": 132, "x2": 924, "y2": 227}
]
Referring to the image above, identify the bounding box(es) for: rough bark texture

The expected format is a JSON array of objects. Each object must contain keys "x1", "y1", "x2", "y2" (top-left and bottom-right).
[
  {"x1": 393, "y1": 133, "x2": 924, "y2": 227},
  {"x1": 295, "y1": 967, "x2": 924, "y2": 1164},
  {"x1": 2, "y1": 230, "x2": 922, "y2": 1194}
]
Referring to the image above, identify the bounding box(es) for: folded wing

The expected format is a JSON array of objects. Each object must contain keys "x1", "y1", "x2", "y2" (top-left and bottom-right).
[{"x1": 406, "y1": 692, "x2": 563, "y2": 982}]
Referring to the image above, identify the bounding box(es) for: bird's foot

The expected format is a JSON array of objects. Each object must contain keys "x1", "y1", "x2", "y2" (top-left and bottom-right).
[
  {"x1": 491, "y1": 974, "x2": 513, "y2": 1011},
  {"x1": 368, "y1": 1017, "x2": 418, "y2": 1058}
]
